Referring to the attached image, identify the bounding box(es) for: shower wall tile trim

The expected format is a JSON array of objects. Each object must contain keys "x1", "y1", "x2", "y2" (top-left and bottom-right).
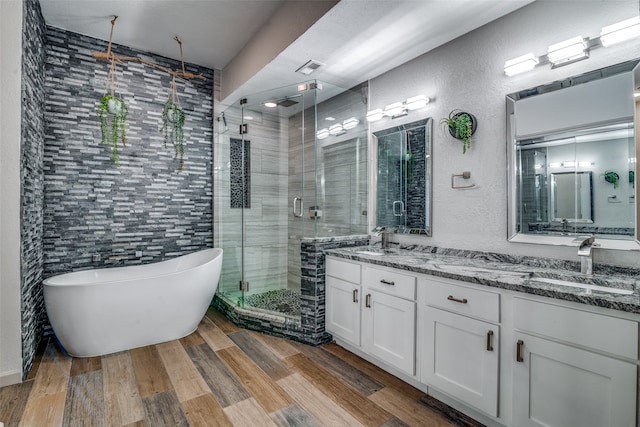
[
  {"x1": 21, "y1": 0, "x2": 47, "y2": 379},
  {"x1": 43, "y1": 30, "x2": 214, "y2": 277}
]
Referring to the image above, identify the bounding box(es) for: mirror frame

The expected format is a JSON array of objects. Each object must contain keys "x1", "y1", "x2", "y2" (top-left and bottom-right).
[
  {"x1": 371, "y1": 117, "x2": 433, "y2": 236},
  {"x1": 506, "y1": 59, "x2": 640, "y2": 250}
]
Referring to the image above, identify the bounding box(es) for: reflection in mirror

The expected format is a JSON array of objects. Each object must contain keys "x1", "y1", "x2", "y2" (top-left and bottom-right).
[
  {"x1": 551, "y1": 172, "x2": 593, "y2": 223},
  {"x1": 507, "y1": 59, "x2": 639, "y2": 248},
  {"x1": 373, "y1": 118, "x2": 432, "y2": 235}
]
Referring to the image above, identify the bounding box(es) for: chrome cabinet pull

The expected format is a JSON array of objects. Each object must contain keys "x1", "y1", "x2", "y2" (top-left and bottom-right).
[
  {"x1": 486, "y1": 330, "x2": 494, "y2": 352},
  {"x1": 353, "y1": 289, "x2": 358, "y2": 303},
  {"x1": 447, "y1": 295, "x2": 468, "y2": 304},
  {"x1": 516, "y1": 339, "x2": 524, "y2": 362},
  {"x1": 365, "y1": 294, "x2": 371, "y2": 308},
  {"x1": 380, "y1": 279, "x2": 395, "y2": 286}
]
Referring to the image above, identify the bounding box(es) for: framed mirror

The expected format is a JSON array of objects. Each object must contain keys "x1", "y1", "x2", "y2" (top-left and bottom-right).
[
  {"x1": 372, "y1": 118, "x2": 432, "y2": 235},
  {"x1": 507, "y1": 59, "x2": 639, "y2": 249}
]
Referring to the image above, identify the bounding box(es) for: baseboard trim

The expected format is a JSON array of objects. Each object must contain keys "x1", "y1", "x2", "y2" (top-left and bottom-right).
[{"x1": 0, "y1": 370, "x2": 22, "y2": 387}]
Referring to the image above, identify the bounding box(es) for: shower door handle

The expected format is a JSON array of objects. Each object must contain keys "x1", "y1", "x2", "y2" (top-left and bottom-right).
[
  {"x1": 293, "y1": 197, "x2": 303, "y2": 217},
  {"x1": 393, "y1": 200, "x2": 405, "y2": 217}
]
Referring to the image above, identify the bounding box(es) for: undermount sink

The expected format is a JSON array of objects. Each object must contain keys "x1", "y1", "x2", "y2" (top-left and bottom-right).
[
  {"x1": 530, "y1": 277, "x2": 634, "y2": 295},
  {"x1": 356, "y1": 250, "x2": 384, "y2": 256}
]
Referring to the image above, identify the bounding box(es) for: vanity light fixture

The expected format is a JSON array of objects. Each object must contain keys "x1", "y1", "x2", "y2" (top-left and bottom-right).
[
  {"x1": 405, "y1": 95, "x2": 430, "y2": 110},
  {"x1": 561, "y1": 161, "x2": 593, "y2": 168},
  {"x1": 383, "y1": 102, "x2": 406, "y2": 118},
  {"x1": 504, "y1": 53, "x2": 539, "y2": 76},
  {"x1": 366, "y1": 108, "x2": 384, "y2": 122},
  {"x1": 366, "y1": 94, "x2": 431, "y2": 122},
  {"x1": 547, "y1": 36, "x2": 588, "y2": 66},
  {"x1": 342, "y1": 117, "x2": 360, "y2": 129},
  {"x1": 629, "y1": 157, "x2": 637, "y2": 164},
  {"x1": 316, "y1": 128, "x2": 330, "y2": 140},
  {"x1": 600, "y1": 16, "x2": 640, "y2": 47},
  {"x1": 328, "y1": 123, "x2": 345, "y2": 136}
]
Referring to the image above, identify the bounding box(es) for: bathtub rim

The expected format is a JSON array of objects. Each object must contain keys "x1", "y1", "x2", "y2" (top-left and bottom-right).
[{"x1": 43, "y1": 247, "x2": 223, "y2": 287}]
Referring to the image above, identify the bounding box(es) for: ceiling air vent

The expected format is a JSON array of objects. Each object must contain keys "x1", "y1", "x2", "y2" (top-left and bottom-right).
[{"x1": 295, "y1": 60, "x2": 324, "y2": 75}]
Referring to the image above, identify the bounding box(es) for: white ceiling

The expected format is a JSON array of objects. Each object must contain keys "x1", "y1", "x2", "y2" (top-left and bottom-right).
[{"x1": 39, "y1": 0, "x2": 534, "y2": 105}]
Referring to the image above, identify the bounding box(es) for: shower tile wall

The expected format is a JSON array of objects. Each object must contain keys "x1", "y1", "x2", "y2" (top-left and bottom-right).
[
  {"x1": 21, "y1": 0, "x2": 47, "y2": 379},
  {"x1": 43, "y1": 27, "x2": 214, "y2": 277},
  {"x1": 215, "y1": 106, "x2": 289, "y2": 295}
]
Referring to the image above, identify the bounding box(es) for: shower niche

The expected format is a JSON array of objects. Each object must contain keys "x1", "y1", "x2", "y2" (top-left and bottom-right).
[{"x1": 213, "y1": 81, "x2": 369, "y2": 344}]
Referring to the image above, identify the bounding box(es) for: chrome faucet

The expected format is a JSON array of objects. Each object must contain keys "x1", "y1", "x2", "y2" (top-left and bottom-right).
[
  {"x1": 372, "y1": 226, "x2": 391, "y2": 249},
  {"x1": 573, "y1": 236, "x2": 595, "y2": 275}
]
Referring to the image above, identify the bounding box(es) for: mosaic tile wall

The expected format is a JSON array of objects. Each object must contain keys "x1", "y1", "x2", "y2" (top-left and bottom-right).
[
  {"x1": 43, "y1": 27, "x2": 214, "y2": 276},
  {"x1": 230, "y1": 138, "x2": 250, "y2": 208},
  {"x1": 21, "y1": 0, "x2": 47, "y2": 379}
]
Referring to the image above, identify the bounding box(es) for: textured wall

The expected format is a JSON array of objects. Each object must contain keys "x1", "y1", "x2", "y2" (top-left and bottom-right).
[
  {"x1": 369, "y1": 1, "x2": 640, "y2": 267},
  {"x1": 21, "y1": 0, "x2": 46, "y2": 379},
  {"x1": 43, "y1": 27, "x2": 214, "y2": 276}
]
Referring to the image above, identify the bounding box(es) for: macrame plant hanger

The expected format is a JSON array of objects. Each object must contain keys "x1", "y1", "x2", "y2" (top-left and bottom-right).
[{"x1": 92, "y1": 16, "x2": 206, "y2": 81}]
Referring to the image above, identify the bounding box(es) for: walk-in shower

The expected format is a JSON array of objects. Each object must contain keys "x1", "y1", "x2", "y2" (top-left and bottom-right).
[{"x1": 213, "y1": 81, "x2": 369, "y2": 344}]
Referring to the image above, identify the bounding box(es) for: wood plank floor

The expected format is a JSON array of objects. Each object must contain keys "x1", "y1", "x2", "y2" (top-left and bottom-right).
[{"x1": 0, "y1": 308, "x2": 472, "y2": 427}]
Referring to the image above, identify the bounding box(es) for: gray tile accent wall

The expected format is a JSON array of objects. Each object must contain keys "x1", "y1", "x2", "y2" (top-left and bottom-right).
[
  {"x1": 21, "y1": 0, "x2": 47, "y2": 379},
  {"x1": 43, "y1": 28, "x2": 214, "y2": 274}
]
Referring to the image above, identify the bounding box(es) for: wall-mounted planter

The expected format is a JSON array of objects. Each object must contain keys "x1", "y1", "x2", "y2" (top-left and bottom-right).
[{"x1": 440, "y1": 110, "x2": 477, "y2": 154}]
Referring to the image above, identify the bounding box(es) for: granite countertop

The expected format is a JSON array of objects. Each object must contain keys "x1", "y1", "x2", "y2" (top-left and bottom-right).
[{"x1": 324, "y1": 244, "x2": 640, "y2": 314}]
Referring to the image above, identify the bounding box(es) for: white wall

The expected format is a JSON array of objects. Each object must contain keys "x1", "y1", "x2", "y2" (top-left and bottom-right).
[
  {"x1": 0, "y1": 0, "x2": 24, "y2": 386},
  {"x1": 368, "y1": 1, "x2": 640, "y2": 267}
]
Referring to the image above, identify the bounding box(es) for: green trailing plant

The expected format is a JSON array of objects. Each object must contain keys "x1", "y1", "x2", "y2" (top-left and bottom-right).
[
  {"x1": 161, "y1": 77, "x2": 186, "y2": 172},
  {"x1": 97, "y1": 94, "x2": 128, "y2": 167},
  {"x1": 97, "y1": 59, "x2": 128, "y2": 167},
  {"x1": 440, "y1": 110, "x2": 475, "y2": 154}
]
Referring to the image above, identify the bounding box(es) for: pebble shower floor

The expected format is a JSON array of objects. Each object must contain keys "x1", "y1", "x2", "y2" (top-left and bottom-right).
[{"x1": 243, "y1": 289, "x2": 301, "y2": 317}]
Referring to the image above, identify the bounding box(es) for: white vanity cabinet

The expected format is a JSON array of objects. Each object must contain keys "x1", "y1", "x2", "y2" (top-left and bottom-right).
[
  {"x1": 326, "y1": 257, "x2": 362, "y2": 347},
  {"x1": 325, "y1": 257, "x2": 417, "y2": 376},
  {"x1": 419, "y1": 276, "x2": 501, "y2": 417},
  {"x1": 511, "y1": 297, "x2": 638, "y2": 427},
  {"x1": 361, "y1": 265, "x2": 416, "y2": 376}
]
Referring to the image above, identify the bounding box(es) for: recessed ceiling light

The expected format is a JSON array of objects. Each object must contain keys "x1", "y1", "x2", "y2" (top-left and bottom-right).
[
  {"x1": 264, "y1": 102, "x2": 277, "y2": 108},
  {"x1": 325, "y1": 116, "x2": 336, "y2": 121}
]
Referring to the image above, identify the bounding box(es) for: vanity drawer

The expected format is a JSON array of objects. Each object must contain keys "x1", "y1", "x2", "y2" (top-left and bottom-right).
[
  {"x1": 362, "y1": 265, "x2": 416, "y2": 300},
  {"x1": 420, "y1": 277, "x2": 500, "y2": 323},
  {"x1": 326, "y1": 257, "x2": 361, "y2": 284},
  {"x1": 513, "y1": 297, "x2": 638, "y2": 359}
]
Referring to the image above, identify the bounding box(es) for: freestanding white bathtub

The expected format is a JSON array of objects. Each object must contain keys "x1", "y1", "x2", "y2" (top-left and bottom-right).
[{"x1": 43, "y1": 248, "x2": 223, "y2": 357}]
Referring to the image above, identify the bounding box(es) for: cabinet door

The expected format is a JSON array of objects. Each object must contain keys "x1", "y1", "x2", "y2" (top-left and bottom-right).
[
  {"x1": 326, "y1": 276, "x2": 361, "y2": 346},
  {"x1": 362, "y1": 289, "x2": 416, "y2": 375},
  {"x1": 513, "y1": 333, "x2": 637, "y2": 427},
  {"x1": 421, "y1": 307, "x2": 499, "y2": 416}
]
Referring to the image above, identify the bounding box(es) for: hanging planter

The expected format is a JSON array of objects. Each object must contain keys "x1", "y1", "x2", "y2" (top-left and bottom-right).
[
  {"x1": 604, "y1": 171, "x2": 620, "y2": 188},
  {"x1": 440, "y1": 110, "x2": 477, "y2": 154},
  {"x1": 97, "y1": 59, "x2": 128, "y2": 166},
  {"x1": 161, "y1": 77, "x2": 186, "y2": 172}
]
